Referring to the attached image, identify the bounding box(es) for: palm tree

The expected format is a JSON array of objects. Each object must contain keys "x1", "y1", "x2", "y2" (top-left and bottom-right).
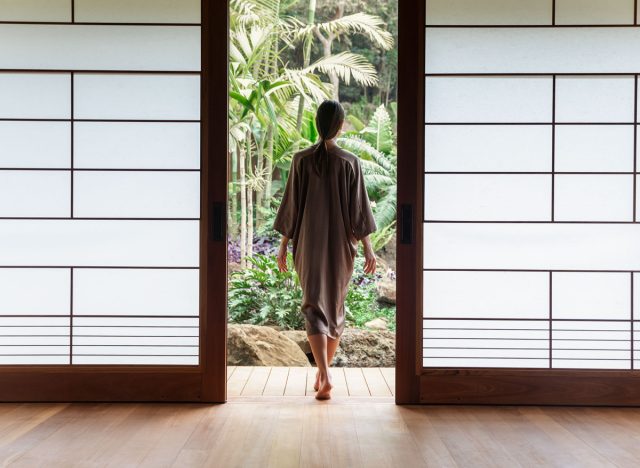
[
  {"x1": 297, "y1": 3, "x2": 394, "y2": 99},
  {"x1": 228, "y1": 0, "x2": 392, "y2": 263}
]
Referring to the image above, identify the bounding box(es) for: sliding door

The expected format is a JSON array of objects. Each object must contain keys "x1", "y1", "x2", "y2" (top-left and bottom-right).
[
  {"x1": 397, "y1": 0, "x2": 640, "y2": 404},
  {"x1": 0, "y1": 0, "x2": 228, "y2": 402}
]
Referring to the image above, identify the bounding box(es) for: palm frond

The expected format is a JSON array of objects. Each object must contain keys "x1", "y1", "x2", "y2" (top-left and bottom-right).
[
  {"x1": 302, "y1": 52, "x2": 378, "y2": 87},
  {"x1": 298, "y1": 13, "x2": 394, "y2": 50}
]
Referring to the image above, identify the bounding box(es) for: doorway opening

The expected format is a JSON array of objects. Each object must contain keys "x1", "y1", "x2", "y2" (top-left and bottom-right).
[{"x1": 225, "y1": 0, "x2": 398, "y2": 397}]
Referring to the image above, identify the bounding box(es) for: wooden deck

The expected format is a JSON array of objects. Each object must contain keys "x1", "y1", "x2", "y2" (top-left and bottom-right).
[{"x1": 227, "y1": 366, "x2": 395, "y2": 398}]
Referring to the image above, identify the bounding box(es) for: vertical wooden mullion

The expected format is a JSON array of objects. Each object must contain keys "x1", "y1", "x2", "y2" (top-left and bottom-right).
[
  {"x1": 200, "y1": 0, "x2": 229, "y2": 403},
  {"x1": 395, "y1": 0, "x2": 424, "y2": 404}
]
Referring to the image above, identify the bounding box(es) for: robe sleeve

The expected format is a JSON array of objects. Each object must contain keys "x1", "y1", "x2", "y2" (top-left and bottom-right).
[
  {"x1": 349, "y1": 157, "x2": 377, "y2": 241},
  {"x1": 273, "y1": 156, "x2": 299, "y2": 238}
]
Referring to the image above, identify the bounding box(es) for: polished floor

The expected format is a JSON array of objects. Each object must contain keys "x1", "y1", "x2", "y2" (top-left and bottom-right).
[
  {"x1": 2, "y1": 367, "x2": 640, "y2": 467},
  {"x1": 2, "y1": 398, "x2": 640, "y2": 467}
]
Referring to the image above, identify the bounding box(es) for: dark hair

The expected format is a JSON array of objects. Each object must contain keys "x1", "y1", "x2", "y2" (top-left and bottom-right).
[{"x1": 312, "y1": 100, "x2": 345, "y2": 176}]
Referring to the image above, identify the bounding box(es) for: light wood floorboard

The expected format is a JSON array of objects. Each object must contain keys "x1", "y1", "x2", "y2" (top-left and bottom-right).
[
  {"x1": 231, "y1": 366, "x2": 395, "y2": 397},
  {"x1": 2, "y1": 401, "x2": 640, "y2": 467}
]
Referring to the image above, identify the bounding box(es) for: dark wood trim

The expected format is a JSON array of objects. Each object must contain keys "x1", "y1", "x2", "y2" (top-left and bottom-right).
[
  {"x1": 0, "y1": 0, "x2": 228, "y2": 402},
  {"x1": 419, "y1": 369, "x2": 640, "y2": 406},
  {"x1": 200, "y1": 0, "x2": 228, "y2": 403},
  {"x1": 0, "y1": 371, "x2": 202, "y2": 402},
  {"x1": 395, "y1": 0, "x2": 425, "y2": 405}
]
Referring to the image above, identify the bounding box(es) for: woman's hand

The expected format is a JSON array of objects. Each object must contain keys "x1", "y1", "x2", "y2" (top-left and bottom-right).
[
  {"x1": 361, "y1": 235, "x2": 376, "y2": 275},
  {"x1": 277, "y1": 237, "x2": 289, "y2": 272}
]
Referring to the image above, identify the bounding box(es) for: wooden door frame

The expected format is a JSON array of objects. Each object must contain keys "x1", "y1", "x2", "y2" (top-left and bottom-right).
[
  {"x1": 395, "y1": 0, "x2": 640, "y2": 406},
  {"x1": 0, "y1": 0, "x2": 228, "y2": 403}
]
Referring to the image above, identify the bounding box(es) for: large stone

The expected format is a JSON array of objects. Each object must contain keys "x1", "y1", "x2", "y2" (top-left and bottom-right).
[
  {"x1": 363, "y1": 317, "x2": 388, "y2": 330},
  {"x1": 376, "y1": 278, "x2": 396, "y2": 305},
  {"x1": 281, "y1": 330, "x2": 311, "y2": 355},
  {"x1": 332, "y1": 328, "x2": 395, "y2": 367},
  {"x1": 227, "y1": 324, "x2": 311, "y2": 367}
]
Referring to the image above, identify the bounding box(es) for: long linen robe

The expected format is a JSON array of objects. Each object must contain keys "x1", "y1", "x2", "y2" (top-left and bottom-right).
[{"x1": 273, "y1": 145, "x2": 377, "y2": 339}]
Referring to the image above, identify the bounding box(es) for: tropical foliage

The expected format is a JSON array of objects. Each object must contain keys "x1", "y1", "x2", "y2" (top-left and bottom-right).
[{"x1": 228, "y1": 0, "x2": 397, "y2": 331}]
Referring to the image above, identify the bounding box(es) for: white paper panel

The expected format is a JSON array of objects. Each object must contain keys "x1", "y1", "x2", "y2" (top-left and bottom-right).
[
  {"x1": 0, "y1": 122, "x2": 70, "y2": 169},
  {"x1": 73, "y1": 336, "x2": 197, "y2": 346},
  {"x1": 74, "y1": 122, "x2": 200, "y2": 169},
  {"x1": 423, "y1": 271, "x2": 549, "y2": 319},
  {"x1": 72, "y1": 356, "x2": 197, "y2": 364},
  {"x1": 552, "y1": 320, "x2": 631, "y2": 368},
  {"x1": 74, "y1": 269, "x2": 199, "y2": 316},
  {"x1": 423, "y1": 318, "x2": 549, "y2": 368},
  {"x1": 425, "y1": 28, "x2": 640, "y2": 73},
  {"x1": 425, "y1": 0, "x2": 552, "y2": 25},
  {"x1": 73, "y1": 346, "x2": 196, "y2": 355},
  {"x1": 551, "y1": 340, "x2": 628, "y2": 350},
  {"x1": 0, "y1": 0, "x2": 70, "y2": 22},
  {"x1": 74, "y1": 74, "x2": 200, "y2": 120},
  {"x1": 555, "y1": 125, "x2": 634, "y2": 172},
  {"x1": 425, "y1": 77, "x2": 552, "y2": 122},
  {"x1": 556, "y1": 0, "x2": 634, "y2": 25},
  {"x1": 0, "y1": 73, "x2": 70, "y2": 119},
  {"x1": 424, "y1": 125, "x2": 552, "y2": 172},
  {"x1": 424, "y1": 328, "x2": 548, "y2": 340},
  {"x1": 73, "y1": 316, "x2": 197, "y2": 327},
  {"x1": 424, "y1": 174, "x2": 551, "y2": 220},
  {"x1": 0, "y1": 220, "x2": 199, "y2": 266},
  {"x1": 554, "y1": 174, "x2": 633, "y2": 221},
  {"x1": 0, "y1": 25, "x2": 200, "y2": 71},
  {"x1": 422, "y1": 358, "x2": 548, "y2": 368},
  {"x1": 0, "y1": 269, "x2": 69, "y2": 315},
  {"x1": 556, "y1": 76, "x2": 635, "y2": 123},
  {"x1": 0, "y1": 171, "x2": 70, "y2": 217},
  {"x1": 73, "y1": 171, "x2": 200, "y2": 218},
  {"x1": 423, "y1": 348, "x2": 548, "y2": 358},
  {"x1": 423, "y1": 223, "x2": 640, "y2": 270},
  {"x1": 0, "y1": 316, "x2": 69, "y2": 363},
  {"x1": 75, "y1": 0, "x2": 200, "y2": 23},
  {"x1": 552, "y1": 360, "x2": 630, "y2": 369},
  {"x1": 72, "y1": 316, "x2": 198, "y2": 364},
  {"x1": 552, "y1": 273, "x2": 630, "y2": 320},
  {"x1": 423, "y1": 338, "x2": 549, "y2": 349}
]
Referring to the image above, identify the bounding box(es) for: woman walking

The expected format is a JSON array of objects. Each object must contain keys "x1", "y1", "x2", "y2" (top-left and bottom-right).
[{"x1": 273, "y1": 100, "x2": 377, "y2": 400}]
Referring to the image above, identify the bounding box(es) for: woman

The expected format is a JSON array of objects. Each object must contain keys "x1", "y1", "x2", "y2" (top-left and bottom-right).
[{"x1": 273, "y1": 100, "x2": 377, "y2": 400}]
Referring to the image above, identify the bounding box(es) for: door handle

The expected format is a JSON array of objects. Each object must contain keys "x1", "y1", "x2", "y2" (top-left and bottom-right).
[
  {"x1": 210, "y1": 202, "x2": 225, "y2": 241},
  {"x1": 400, "y1": 204, "x2": 413, "y2": 244}
]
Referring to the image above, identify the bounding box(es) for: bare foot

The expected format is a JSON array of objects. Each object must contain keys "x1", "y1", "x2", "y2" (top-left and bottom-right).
[
  {"x1": 315, "y1": 372, "x2": 333, "y2": 400},
  {"x1": 314, "y1": 369, "x2": 331, "y2": 391}
]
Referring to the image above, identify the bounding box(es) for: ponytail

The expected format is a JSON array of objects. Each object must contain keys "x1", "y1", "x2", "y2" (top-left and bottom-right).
[{"x1": 312, "y1": 100, "x2": 345, "y2": 177}]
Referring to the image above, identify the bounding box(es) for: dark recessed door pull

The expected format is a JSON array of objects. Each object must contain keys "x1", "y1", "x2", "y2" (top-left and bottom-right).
[
  {"x1": 400, "y1": 204, "x2": 412, "y2": 244},
  {"x1": 211, "y1": 202, "x2": 225, "y2": 241}
]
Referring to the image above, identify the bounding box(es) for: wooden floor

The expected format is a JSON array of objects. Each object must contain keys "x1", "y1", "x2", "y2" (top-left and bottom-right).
[
  {"x1": 227, "y1": 366, "x2": 395, "y2": 397},
  {"x1": 2, "y1": 399, "x2": 640, "y2": 467}
]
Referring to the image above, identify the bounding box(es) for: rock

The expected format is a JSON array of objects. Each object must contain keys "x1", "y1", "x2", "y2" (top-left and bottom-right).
[
  {"x1": 376, "y1": 278, "x2": 396, "y2": 305},
  {"x1": 227, "y1": 324, "x2": 310, "y2": 367},
  {"x1": 281, "y1": 330, "x2": 311, "y2": 355},
  {"x1": 364, "y1": 317, "x2": 388, "y2": 330},
  {"x1": 333, "y1": 328, "x2": 395, "y2": 367}
]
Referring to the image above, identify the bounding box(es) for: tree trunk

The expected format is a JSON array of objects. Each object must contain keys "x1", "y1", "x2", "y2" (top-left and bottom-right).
[
  {"x1": 296, "y1": 0, "x2": 317, "y2": 130},
  {"x1": 246, "y1": 131, "x2": 254, "y2": 259},
  {"x1": 265, "y1": 123, "x2": 274, "y2": 211},
  {"x1": 238, "y1": 144, "x2": 247, "y2": 269}
]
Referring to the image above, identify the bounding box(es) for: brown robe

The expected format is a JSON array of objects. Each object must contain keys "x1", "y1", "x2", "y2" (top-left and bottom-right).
[{"x1": 273, "y1": 145, "x2": 377, "y2": 339}]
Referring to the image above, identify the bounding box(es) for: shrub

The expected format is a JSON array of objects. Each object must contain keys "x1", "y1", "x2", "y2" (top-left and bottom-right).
[
  {"x1": 228, "y1": 252, "x2": 396, "y2": 332},
  {"x1": 228, "y1": 253, "x2": 304, "y2": 330}
]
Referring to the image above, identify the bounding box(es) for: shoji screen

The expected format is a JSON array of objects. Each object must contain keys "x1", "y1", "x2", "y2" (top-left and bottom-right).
[
  {"x1": 423, "y1": 0, "x2": 640, "y2": 370},
  {"x1": 0, "y1": 1, "x2": 201, "y2": 366}
]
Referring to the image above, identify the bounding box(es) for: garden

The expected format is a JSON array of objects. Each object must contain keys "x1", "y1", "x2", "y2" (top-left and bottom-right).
[{"x1": 227, "y1": 0, "x2": 397, "y2": 367}]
